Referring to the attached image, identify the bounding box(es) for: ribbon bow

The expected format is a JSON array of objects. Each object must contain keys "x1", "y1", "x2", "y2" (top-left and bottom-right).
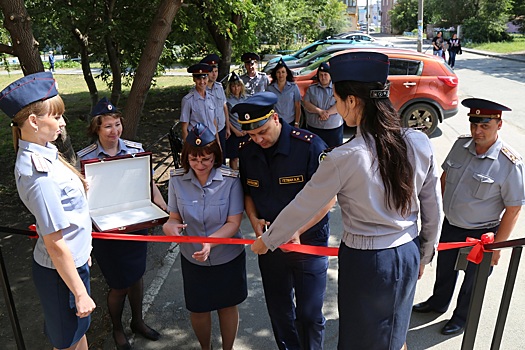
[{"x1": 437, "y1": 232, "x2": 495, "y2": 264}]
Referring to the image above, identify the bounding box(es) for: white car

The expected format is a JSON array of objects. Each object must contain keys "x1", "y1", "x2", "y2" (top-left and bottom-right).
[{"x1": 336, "y1": 33, "x2": 393, "y2": 47}]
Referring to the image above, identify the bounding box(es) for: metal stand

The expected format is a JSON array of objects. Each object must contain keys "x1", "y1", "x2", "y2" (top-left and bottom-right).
[{"x1": 0, "y1": 246, "x2": 26, "y2": 349}]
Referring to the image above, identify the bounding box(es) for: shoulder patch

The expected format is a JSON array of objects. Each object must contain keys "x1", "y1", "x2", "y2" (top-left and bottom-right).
[
  {"x1": 76, "y1": 143, "x2": 97, "y2": 158},
  {"x1": 458, "y1": 134, "x2": 472, "y2": 139},
  {"x1": 122, "y1": 139, "x2": 143, "y2": 149},
  {"x1": 501, "y1": 145, "x2": 522, "y2": 164},
  {"x1": 170, "y1": 168, "x2": 186, "y2": 177},
  {"x1": 31, "y1": 153, "x2": 49, "y2": 172},
  {"x1": 290, "y1": 129, "x2": 314, "y2": 143},
  {"x1": 220, "y1": 166, "x2": 239, "y2": 178}
]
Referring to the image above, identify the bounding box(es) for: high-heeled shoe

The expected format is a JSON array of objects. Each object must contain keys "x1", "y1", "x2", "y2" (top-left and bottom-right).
[
  {"x1": 112, "y1": 331, "x2": 132, "y2": 350},
  {"x1": 130, "y1": 322, "x2": 161, "y2": 341}
]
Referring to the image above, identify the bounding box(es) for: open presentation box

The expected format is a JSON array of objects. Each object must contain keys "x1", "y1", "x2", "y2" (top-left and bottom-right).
[{"x1": 81, "y1": 152, "x2": 168, "y2": 232}]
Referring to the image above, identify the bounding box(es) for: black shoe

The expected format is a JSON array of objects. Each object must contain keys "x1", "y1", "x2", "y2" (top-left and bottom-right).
[
  {"x1": 130, "y1": 322, "x2": 161, "y2": 341},
  {"x1": 441, "y1": 320, "x2": 465, "y2": 335},
  {"x1": 412, "y1": 302, "x2": 436, "y2": 313},
  {"x1": 112, "y1": 332, "x2": 131, "y2": 350}
]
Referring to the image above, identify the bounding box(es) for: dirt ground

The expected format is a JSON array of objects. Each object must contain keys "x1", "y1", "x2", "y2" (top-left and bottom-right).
[{"x1": 0, "y1": 88, "x2": 183, "y2": 349}]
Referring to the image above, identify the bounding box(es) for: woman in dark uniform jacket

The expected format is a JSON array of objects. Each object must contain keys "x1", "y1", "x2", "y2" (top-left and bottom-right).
[
  {"x1": 252, "y1": 52, "x2": 442, "y2": 349},
  {"x1": 77, "y1": 97, "x2": 167, "y2": 350}
]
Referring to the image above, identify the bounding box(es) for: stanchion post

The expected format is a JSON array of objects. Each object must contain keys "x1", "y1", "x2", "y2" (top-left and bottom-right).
[
  {"x1": 461, "y1": 251, "x2": 493, "y2": 350},
  {"x1": 491, "y1": 246, "x2": 523, "y2": 350},
  {"x1": 0, "y1": 246, "x2": 26, "y2": 350}
]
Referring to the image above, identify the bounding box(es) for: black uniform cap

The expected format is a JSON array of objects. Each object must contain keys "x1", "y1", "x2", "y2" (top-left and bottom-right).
[
  {"x1": 187, "y1": 63, "x2": 212, "y2": 78},
  {"x1": 462, "y1": 98, "x2": 511, "y2": 123},
  {"x1": 200, "y1": 54, "x2": 220, "y2": 67},
  {"x1": 241, "y1": 52, "x2": 260, "y2": 63}
]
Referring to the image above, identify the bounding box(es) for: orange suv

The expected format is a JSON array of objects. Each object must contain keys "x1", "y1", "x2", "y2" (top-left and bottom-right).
[{"x1": 295, "y1": 47, "x2": 459, "y2": 135}]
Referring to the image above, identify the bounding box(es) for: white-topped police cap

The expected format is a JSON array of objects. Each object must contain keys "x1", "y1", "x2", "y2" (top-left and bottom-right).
[
  {"x1": 462, "y1": 98, "x2": 511, "y2": 123},
  {"x1": 186, "y1": 122, "x2": 215, "y2": 147},
  {"x1": 241, "y1": 52, "x2": 260, "y2": 63},
  {"x1": 329, "y1": 52, "x2": 389, "y2": 84},
  {"x1": 91, "y1": 97, "x2": 119, "y2": 117},
  {"x1": 0, "y1": 72, "x2": 58, "y2": 118},
  {"x1": 231, "y1": 92, "x2": 278, "y2": 131}
]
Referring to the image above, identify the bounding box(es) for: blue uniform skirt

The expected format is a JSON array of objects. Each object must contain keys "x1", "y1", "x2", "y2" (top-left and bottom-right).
[
  {"x1": 337, "y1": 238, "x2": 420, "y2": 350},
  {"x1": 181, "y1": 250, "x2": 247, "y2": 313},
  {"x1": 32, "y1": 260, "x2": 91, "y2": 349}
]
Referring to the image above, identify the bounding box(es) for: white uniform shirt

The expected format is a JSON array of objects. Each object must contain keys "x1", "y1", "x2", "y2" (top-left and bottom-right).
[
  {"x1": 262, "y1": 128, "x2": 443, "y2": 264},
  {"x1": 15, "y1": 140, "x2": 92, "y2": 269},
  {"x1": 304, "y1": 82, "x2": 343, "y2": 130}
]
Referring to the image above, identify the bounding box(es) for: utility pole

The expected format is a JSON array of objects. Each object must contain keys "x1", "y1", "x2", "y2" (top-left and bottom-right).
[
  {"x1": 366, "y1": 0, "x2": 370, "y2": 35},
  {"x1": 417, "y1": 0, "x2": 424, "y2": 52}
]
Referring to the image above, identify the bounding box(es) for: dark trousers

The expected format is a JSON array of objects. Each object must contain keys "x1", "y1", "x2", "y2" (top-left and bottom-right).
[
  {"x1": 258, "y1": 249, "x2": 328, "y2": 350},
  {"x1": 337, "y1": 238, "x2": 419, "y2": 350},
  {"x1": 218, "y1": 127, "x2": 226, "y2": 164},
  {"x1": 448, "y1": 51, "x2": 457, "y2": 68},
  {"x1": 306, "y1": 125, "x2": 344, "y2": 148},
  {"x1": 426, "y1": 218, "x2": 497, "y2": 325}
]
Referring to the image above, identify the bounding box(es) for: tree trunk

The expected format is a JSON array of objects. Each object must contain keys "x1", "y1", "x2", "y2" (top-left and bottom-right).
[
  {"x1": 122, "y1": 0, "x2": 182, "y2": 140},
  {"x1": 0, "y1": 0, "x2": 44, "y2": 74},
  {"x1": 104, "y1": 0, "x2": 121, "y2": 106},
  {"x1": 71, "y1": 27, "x2": 99, "y2": 112}
]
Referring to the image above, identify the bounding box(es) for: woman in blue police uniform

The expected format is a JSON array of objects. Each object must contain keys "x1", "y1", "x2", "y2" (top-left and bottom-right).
[
  {"x1": 267, "y1": 59, "x2": 302, "y2": 126},
  {"x1": 0, "y1": 72, "x2": 96, "y2": 350},
  {"x1": 180, "y1": 63, "x2": 220, "y2": 146},
  {"x1": 234, "y1": 92, "x2": 331, "y2": 350},
  {"x1": 252, "y1": 53, "x2": 443, "y2": 350},
  {"x1": 163, "y1": 123, "x2": 246, "y2": 350},
  {"x1": 303, "y1": 62, "x2": 344, "y2": 148},
  {"x1": 77, "y1": 97, "x2": 166, "y2": 349}
]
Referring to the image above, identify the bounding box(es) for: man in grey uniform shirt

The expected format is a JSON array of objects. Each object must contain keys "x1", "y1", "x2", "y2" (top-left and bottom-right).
[{"x1": 413, "y1": 98, "x2": 525, "y2": 335}]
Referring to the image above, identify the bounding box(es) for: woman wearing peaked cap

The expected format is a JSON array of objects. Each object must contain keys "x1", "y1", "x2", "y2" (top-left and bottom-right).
[
  {"x1": 0, "y1": 72, "x2": 96, "y2": 350},
  {"x1": 252, "y1": 52, "x2": 443, "y2": 349},
  {"x1": 77, "y1": 97, "x2": 166, "y2": 349},
  {"x1": 163, "y1": 123, "x2": 246, "y2": 350},
  {"x1": 267, "y1": 58, "x2": 302, "y2": 126}
]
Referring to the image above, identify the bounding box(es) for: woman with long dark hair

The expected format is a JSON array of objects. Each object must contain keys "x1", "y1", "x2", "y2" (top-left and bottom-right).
[
  {"x1": 252, "y1": 52, "x2": 443, "y2": 349},
  {"x1": 267, "y1": 59, "x2": 302, "y2": 126}
]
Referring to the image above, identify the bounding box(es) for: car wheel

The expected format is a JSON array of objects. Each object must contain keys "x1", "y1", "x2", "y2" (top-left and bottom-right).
[{"x1": 401, "y1": 103, "x2": 439, "y2": 136}]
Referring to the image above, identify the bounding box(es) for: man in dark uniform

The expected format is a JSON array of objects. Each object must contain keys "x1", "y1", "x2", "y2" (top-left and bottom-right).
[
  {"x1": 240, "y1": 52, "x2": 270, "y2": 95},
  {"x1": 234, "y1": 92, "x2": 332, "y2": 350},
  {"x1": 413, "y1": 98, "x2": 525, "y2": 335}
]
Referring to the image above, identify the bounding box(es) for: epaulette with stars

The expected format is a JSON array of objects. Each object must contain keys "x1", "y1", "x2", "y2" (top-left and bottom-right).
[
  {"x1": 220, "y1": 166, "x2": 239, "y2": 178},
  {"x1": 170, "y1": 168, "x2": 186, "y2": 177},
  {"x1": 122, "y1": 139, "x2": 143, "y2": 149},
  {"x1": 291, "y1": 129, "x2": 314, "y2": 143},
  {"x1": 238, "y1": 138, "x2": 253, "y2": 149},
  {"x1": 501, "y1": 144, "x2": 522, "y2": 164}
]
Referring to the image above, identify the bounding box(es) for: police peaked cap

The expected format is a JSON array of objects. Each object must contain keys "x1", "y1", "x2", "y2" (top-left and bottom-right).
[
  {"x1": 0, "y1": 72, "x2": 58, "y2": 118},
  {"x1": 231, "y1": 92, "x2": 278, "y2": 131},
  {"x1": 462, "y1": 98, "x2": 511, "y2": 123},
  {"x1": 91, "y1": 97, "x2": 119, "y2": 117},
  {"x1": 241, "y1": 52, "x2": 260, "y2": 63},
  {"x1": 186, "y1": 122, "x2": 215, "y2": 147},
  {"x1": 200, "y1": 54, "x2": 220, "y2": 67},
  {"x1": 187, "y1": 63, "x2": 213, "y2": 77},
  {"x1": 329, "y1": 52, "x2": 389, "y2": 84}
]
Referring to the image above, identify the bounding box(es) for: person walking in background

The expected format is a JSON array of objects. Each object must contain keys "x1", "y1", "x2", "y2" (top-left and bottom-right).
[
  {"x1": 235, "y1": 92, "x2": 331, "y2": 350},
  {"x1": 432, "y1": 31, "x2": 444, "y2": 57},
  {"x1": 200, "y1": 54, "x2": 231, "y2": 157},
  {"x1": 77, "y1": 97, "x2": 166, "y2": 349},
  {"x1": 163, "y1": 123, "x2": 247, "y2": 350},
  {"x1": 302, "y1": 62, "x2": 344, "y2": 148},
  {"x1": 0, "y1": 72, "x2": 96, "y2": 350},
  {"x1": 447, "y1": 33, "x2": 462, "y2": 68},
  {"x1": 48, "y1": 50, "x2": 55, "y2": 72},
  {"x1": 413, "y1": 98, "x2": 525, "y2": 336},
  {"x1": 251, "y1": 52, "x2": 443, "y2": 350},
  {"x1": 267, "y1": 59, "x2": 302, "y2": 127},
  {"x1": 225, "y1": 72, "x2": 248, "y2": 170},
  {"x1": 240, "y1": 52, "x2": 270, "y2": 95}
]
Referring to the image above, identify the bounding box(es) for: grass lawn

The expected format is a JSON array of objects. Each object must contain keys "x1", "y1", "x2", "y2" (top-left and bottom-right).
[{"x1": 464, "y1": 34, "x2": 525, "y2": 53}]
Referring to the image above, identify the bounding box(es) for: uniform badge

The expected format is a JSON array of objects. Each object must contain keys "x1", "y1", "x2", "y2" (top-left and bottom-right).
[
  {"x1": 195, "y1": 138, "x2": 202, "y2": 145},
  {"x1": 246, "y1": 179, "x2": 259, "y2": 187},
  {"x1": 279, "y1": 175, "x2": 304, "y2": 185},
  {"x1": 319, "y1": 152, "x2": 328, "y2": 163}
]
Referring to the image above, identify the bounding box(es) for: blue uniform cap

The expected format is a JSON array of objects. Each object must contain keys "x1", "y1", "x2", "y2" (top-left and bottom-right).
[
  {"x1": 228, "y1": 71, "x2": 241, "y2": 83},
  {"x1": 188, "y1": 63, "x2": 212, "y2": 78},
  {"x1": 231, "y1": 92, "x2": 278, "y2": 131},
  {"x1": 329, "y1": 52, "x2": 389, "y2": 84},
  {"x1": 241, "y1": 52, "x2": 260, "y2": 63},
  {"x1": 91, "y1": 97, "x2": 119, "y2": 117},
  {"x1": 318, "y1": 62, "x2": 330, "y2": 73},
  {"x1": 200, "y1": 54, "x2": 220, "y2": 67},
  {"x1": 0, "y1": 72, "x2": 58, "y2": 118},
  {"x1": 186, "y1": 122, "x2": 215, "y2": 147},
  {"x1": 462, "y1": 98, "x2": 511, "y2": 123}
]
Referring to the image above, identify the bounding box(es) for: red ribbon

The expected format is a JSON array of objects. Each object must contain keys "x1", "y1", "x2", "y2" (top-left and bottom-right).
[{"x1": 28, "y1": 225, "x2": 495, "y2": 261}]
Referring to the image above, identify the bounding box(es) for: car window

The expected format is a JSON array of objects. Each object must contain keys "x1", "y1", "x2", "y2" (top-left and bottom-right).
[
  {"x1": 358, "y1": 35, "x2": 372, "y2": 42},
  {"x1": 389, "y1": 59, "x2": 422, "y2": 75}
]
